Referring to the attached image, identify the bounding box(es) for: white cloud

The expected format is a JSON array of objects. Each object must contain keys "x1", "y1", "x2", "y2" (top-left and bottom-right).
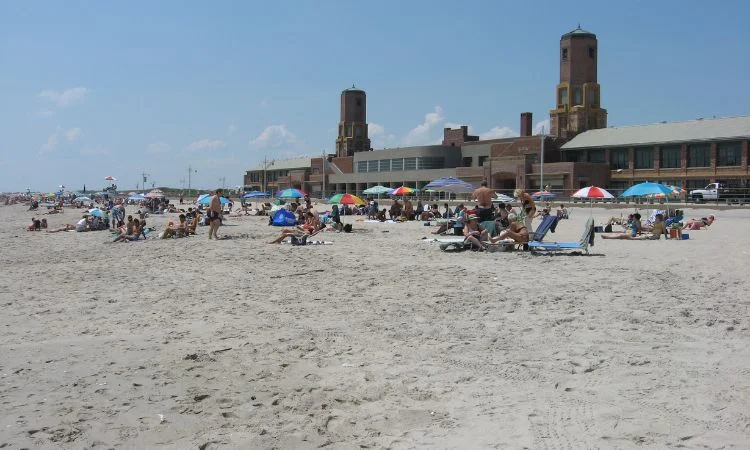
[
  {"x1": 148, "y1": 142, "x2": 171, "y2": 153},
  {"x1": 402, "y1": 106, "x2": 445, "y2": 146},
  {"x1": 533, "y1": 119, "x2": 551, "y2": 135},
  {"x1": 369, "y1": 123, "x2": 396, "y2": 149},
  {"x1": 249, "y1": 124, "x2": 297, "y2": 149},
  {"x1": 36, "y1": 87, "x2": 89, "y2": 109},
  {"x1": 184, "y1": 139, "x2": 227, "y2": 152},
  {"x1": 41, "y1": 132, "x2": 59, "y2": 153},
  {"x1": 368, "y1": 123, "x2": 385, "y2": 137},
  {"x1": 80, "y1": 147, "x2": 109, "y2": 156},
  {"x1": 64, "y1": 127, "x2": 83, "y2": 142},
  {"x1": 478, "y1": 126, "x2": 518, "y2": 140}
]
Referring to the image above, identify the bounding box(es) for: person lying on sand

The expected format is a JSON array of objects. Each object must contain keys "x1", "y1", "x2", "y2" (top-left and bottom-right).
[
  {"x1": 47, "y1": 224, "x2": 76, "y2": 233},
  {"x1": 268, "y1": 214, "x2": 322, "y2": 244},
  {"x1": 601, "y1": 214, "x2": 666, "y2": 240},
  {"x1": 682, "y1": 215, "x2": 715, "y2": 230}
]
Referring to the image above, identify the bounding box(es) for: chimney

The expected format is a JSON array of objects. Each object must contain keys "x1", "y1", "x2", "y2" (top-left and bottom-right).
[{"x1": 520, "y1": 112, "x2": 533, "y2": 137}]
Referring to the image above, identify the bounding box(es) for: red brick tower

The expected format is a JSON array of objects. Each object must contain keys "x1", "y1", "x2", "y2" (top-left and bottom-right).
[
  {"x1": 550, "y1": 26, "x2": 607, "y2": 139},
  {"x1": 335, "y1": 85, "x2": 372, "y2": 157}
]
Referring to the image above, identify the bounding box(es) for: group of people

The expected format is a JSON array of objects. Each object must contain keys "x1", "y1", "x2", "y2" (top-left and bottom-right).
[{"x1": 601, "y1": 210, "x2": 715, "y2": 240}]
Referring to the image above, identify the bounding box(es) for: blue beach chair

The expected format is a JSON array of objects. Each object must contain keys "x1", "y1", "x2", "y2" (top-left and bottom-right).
[{"x1": 529, "y1": 217, "x2": 595, "y2": 254}]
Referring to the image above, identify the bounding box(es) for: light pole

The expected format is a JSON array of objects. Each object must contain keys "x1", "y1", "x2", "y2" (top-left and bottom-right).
[
  {"x1": 187, "y1": 165, "x2": 198, "y2": 197},
  {"x1": 218, "y1": 176, "x2": 226, "y2": 190}
]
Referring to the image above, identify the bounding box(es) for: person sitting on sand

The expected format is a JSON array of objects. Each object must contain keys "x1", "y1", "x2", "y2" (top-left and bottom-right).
[
  {"x1": 602, "y1": 214, "x2": 666, "y2": 240},
  {"x1": 27, "y1": 218, "x2": 41, "y2": 231},
  {"x1": 556, "y1": 204, "x2": 569, "y2": 220},
  {"x1": 682, "y1": 215, "x2": 715, "y2": 230},
  {"x1": 75, "y1": 215, "x2": 89, "y2": 232},
  {"x1": 389, "y1": 200, "x2": 402, "y2": 220},
  {"x1": 329, "y1": 205, "x2": 343, "y2": 231},
  {"x1": 403, "y1": 199, "x2": 414, "y2": 220},
  {"x1": 376, "y1": 208, "x2": 387, "y2": 222},
  {"x1": 463, "y1": 214, "x2": 489, "y2": 251},
  {"x1": 490, "y1": 213, "x2": 529, "y2": 247},
  {"x1": 113, "y1": 218, "x2": 141, "y2": 242},
  {"x1": 268, "y1": 221, "x2": 321, "y2": 244}
]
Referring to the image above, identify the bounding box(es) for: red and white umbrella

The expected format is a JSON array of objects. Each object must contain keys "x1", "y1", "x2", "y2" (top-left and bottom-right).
[
  {"x1": 572, "y1": 186, "x2": 614, "y2": 199},
  {"x1": 104, "y1": 176, "x2": 117, "y2": 181}
]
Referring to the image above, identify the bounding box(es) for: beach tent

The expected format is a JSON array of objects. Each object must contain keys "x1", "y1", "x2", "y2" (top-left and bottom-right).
[{"x1": 271, "y1": 208, "x2": 297, "y2": 226}]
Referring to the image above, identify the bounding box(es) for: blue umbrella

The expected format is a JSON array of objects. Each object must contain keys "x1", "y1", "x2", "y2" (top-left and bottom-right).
[
  {"x1": 198, "y1": 195, "x2": 231, "y2": 205},
  {"x1": 621, "y1": 182, "x2": 674, "y2": 197},
  {"x1": 242, "y1": 191, "x2": 269, "y2": 199},
  {"x1": 423, "y1": 177, "x2": 474, "y2": 194},
  {"x1": 276, "y1": 188, "x2": 306, "y2": 198},
  {"x1": 88, "y1": 208, "x2": 104, "y2": 217}
]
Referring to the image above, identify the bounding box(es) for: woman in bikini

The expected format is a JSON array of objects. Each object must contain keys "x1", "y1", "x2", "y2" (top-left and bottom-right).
[
  {"x1": 514, "y1": 189, "x2": 536, "y2": 231},
  {"x1": 463, "y1": 214, "x2": 489, "y2": 251},
  {"x1": 491, "y1": 213, "x2": 529, "y2": 246}
]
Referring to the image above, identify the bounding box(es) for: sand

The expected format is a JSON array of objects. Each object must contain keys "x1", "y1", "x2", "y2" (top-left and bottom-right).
[{"x1": 0, "y1": 203, "x2": 748, "y2": 449}]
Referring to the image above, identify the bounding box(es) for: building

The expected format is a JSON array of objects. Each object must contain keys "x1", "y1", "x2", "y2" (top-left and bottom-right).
[
  {"x1": 243, "y1": 26, "x2": 747, "y2": 197},
  {"x1": 561, "y1": 116, "x2": 750, "y2": 192}
]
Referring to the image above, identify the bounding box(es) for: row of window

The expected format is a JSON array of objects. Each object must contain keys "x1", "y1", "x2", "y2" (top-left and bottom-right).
[
  {"x1": 565, "y1": 142, "x2": 743, "y2": 169},
  {"x1": 356, "y1": 157, "x2": 446, "y2": 173},
  {"x1": 246, "y1": 169, "x2": 292, "y2": 183}
]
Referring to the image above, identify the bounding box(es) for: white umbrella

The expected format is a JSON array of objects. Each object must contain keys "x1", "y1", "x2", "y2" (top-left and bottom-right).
[{"x1": 572, "y1": 186, "x2": 614, "y2": 215}]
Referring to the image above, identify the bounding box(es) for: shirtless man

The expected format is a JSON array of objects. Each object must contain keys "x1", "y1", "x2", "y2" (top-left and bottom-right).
[
  {"x1": 472, "y1": 180, "x2": 494, "y2": 222},
  {"x1": 208, "y1": 188, "x2": 223, "y2": 240}
]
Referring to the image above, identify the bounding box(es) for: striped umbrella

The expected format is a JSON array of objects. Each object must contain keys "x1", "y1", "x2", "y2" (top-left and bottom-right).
[
  {"x1": 328, "y1": 193, "x2": 366, "y2": 205},
  {"x1": 572, "y1": 186, "x2": 614, "y2": 199},
  {"x1": 390, "y1": 186, "x2": 414, "y2": 196},
  {"x1": 276, "y1": 188, "x2": 307, "y2": 198},
  {"x1": 423, "y1": 177, "x2": 474, "y2": 194}
]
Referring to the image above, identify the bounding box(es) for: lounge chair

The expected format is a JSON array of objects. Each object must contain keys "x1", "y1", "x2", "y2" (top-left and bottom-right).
[
  {"x1": 530, "y1": 215, "x2": 558, "y2": 243},
  {"x1": 528, "y1": 217, "x2": 595, "y2": 254}
]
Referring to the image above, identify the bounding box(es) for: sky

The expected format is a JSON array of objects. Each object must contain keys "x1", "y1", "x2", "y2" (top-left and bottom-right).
[{"x1": 1, "y1": 0, "x2": 749, "y2": 193}]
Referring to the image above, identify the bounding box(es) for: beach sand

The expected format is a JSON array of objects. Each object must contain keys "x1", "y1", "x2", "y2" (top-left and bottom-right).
[{"x1": 1, "y1": 203, "x2": 748, "y2": 448}]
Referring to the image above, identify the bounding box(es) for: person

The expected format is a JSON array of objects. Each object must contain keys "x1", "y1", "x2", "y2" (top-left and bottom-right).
[
  {"x1": 463, "y1": 214, "x2": 489, "y2": 251},
  {"x1": 113, "y1": 218, "x2": 142, "y2": 242},
  {"x1": 491, "y1": 213, "x2": 529, "y2": 247},
  {"x1": 602, "y1": 214, "x2": 666, "y2": 240},
  {"x1": 376, "y1": 208, "x2": 387, "y2": 222},
  {"x1": 46, "y1": 223, "x2": 76, "y2": 233},
  {"x1": 415, "y1": 201, "x2": 424, "y2": 218},
  {"x1": 556, "y1": 204, "x2": 569, "y2": 220},
  {"x1": 442, "y1": 203, "x2": 453, "y2": 219},
  {"x1": 330, "y1": 205, "x2": 343, "y2": 231},
  {"x1": 403, "y1": 199, "x2": 414, "y2": 220},
  {"x1": 268, "y1": 216, "x2": 321, "y2": 244},
  {"x1": 514, "y1": 189, "x2": 536, "y2": 231},
  {"x1": 208, "y1": 188, "x2": 224, "y2": 239},
  {"x1": 472, "y1": 180, "x2": 494, "y2": 222},
  {"x1": 75, "y1": 215, "x2": 89, "y2": 232},
  {"x1": 389, "y1": 199, "x2": 402, "y2": 220},
  {"x1": 683, "y1": 215, "x2": 715, "y2": 230}
]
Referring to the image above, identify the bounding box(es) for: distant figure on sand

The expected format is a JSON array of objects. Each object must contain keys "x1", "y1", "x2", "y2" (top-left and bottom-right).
[
  {"x1": 472, "y1": 180, "x2": 494, "y2": 222},
  {"x1": 208, "y1": 188, "x2": 223, "y2": 240}
]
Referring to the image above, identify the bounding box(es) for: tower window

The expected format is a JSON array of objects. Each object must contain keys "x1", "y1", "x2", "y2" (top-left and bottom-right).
[
  {"x1": 356, "y1": 99, "x2": 362, "y2": 107},
  {"x1": 561, "y1": 48, "x2": 568, "y2": 61},
  {"x1": 589, "y1": 47, "x2": 595, "y2": 58}
]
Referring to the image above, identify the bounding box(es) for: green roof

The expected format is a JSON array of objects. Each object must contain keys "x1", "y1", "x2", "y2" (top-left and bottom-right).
[{"x1": 562, "y1": 26, "x2": 596, "y2": 39}]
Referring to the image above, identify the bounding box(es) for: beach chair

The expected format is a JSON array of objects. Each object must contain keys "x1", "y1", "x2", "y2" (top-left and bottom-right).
[
  {"x1": 529, "y1": 217, "x2": 595, "y2": 254},
  {"x1": 529, "y1": 215, "x2": 558, "y2": 243}
]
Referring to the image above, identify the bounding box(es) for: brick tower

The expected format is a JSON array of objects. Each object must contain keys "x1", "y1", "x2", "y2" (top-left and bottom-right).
[
  {"x1": 550, "y1": 26, "x2": 607, "y2": 139},
  {"x1": 335, "y1": 85, "x2": 372, "y2": 157}
]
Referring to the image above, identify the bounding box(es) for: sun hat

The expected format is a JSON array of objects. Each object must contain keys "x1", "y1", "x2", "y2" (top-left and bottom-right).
[{"x1": 468, "y1": 214, "x2": 479, "y2": 221}]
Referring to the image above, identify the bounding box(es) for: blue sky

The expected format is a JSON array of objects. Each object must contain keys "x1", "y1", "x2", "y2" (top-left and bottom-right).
[{"x1": 1, "y1": 0, "x2": 748, "y2": 193}]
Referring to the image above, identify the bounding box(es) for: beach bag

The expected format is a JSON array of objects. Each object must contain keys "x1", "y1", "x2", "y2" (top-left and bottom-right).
[{"x1": 290, "y1": 235, "x2": 308, "y2": 246}]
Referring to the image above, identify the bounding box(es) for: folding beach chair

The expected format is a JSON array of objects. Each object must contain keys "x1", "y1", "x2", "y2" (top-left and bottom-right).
[{"x1": 528, "y1": 217, "x2": 595, "y2": 254}]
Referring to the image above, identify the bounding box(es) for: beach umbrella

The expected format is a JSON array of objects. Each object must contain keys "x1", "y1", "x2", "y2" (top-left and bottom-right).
[
  {"x1": 145, "y1": 191, "x2": 164, "y2": 198},
  {"x1": 390, "y1": 186, "x2": 414, "y2": 196},
  {"x1": 129, "y1": 193, "x2": 146, "y2": 201},
  {"x1": 276, "y1": 188, "x2": 306, "y2": 198},
  {"x1": 88, "y1": 208, "x2": 104, "y2": 217},
  {"x1": 242, "y1": 191, "x2": 269, "y2": 199},
  {"x1": 328, "y1": 193, "x2": 366, "y2": 205},
  {"x1": 75, "y1": 196, "x2": 92, "y2": 202},
  {"x1": 198, "y1": 195, "x2": 231, "y2": 205},
  {"x1": 104, "y1": 176, "x2": 117, "y2": 181},
  {"x1": 424, "y1": 177, "x2": 475, "y2": 194},
  {"x1": 495, "y1": 193, "x2": 515, "y2": 203},
  {"x1": 572, "y1": 186, "x2": 614, "y2": 199},
  {"x1": 621, "y1": 182, "x2": 673, "y2": 197},
  {"x1": 362, "y1": 185, "x2": 392, "y2": 195}
]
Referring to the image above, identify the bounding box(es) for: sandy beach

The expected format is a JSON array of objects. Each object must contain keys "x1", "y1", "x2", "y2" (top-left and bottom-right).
[{"x1": 1, "y1": 203, "x2": 749, "y2": 449}]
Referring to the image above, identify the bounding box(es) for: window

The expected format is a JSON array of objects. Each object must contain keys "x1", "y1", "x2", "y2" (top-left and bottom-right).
[
  {"x1": 478, "y1": 156, "x2": 488, "y2": 167},
  {"x1": 564, "y1": 150, "x2": 582, "y2": 163},
  {"x1": 378, "y1": 159, "x2": 390, "y2": 172},
  {"x1": 355, "y1": 126, "x2": 362, "y2": 137},
  {"x1": 346, "y1": 124, "x2": 353, "y2": 137},
  {"x1": 573, "y1": 86, "x2": 582, "y2": 106},
  {"x1": 356, "y1": 99, "x2": 362, "y2": 107},
  {"x1": 587, "y1": 88, "x2": 596, "y2": 106},
  {"x1": 404, "y1": 157, "x2": 417, "y2": 171},
  {"x1": 587, "y1": 149, "x2": 605, "y2": 163},
  {"x1": 589, "y1": 47, "x2": 595, "y2": 58},
  {"x1": 391, "y1": 158, "x2": 403, "y2": 171},
  {"x1": 418, "y1": 157, "x2": 445, "y2": 170},
  {"x1": 559, "y1": 115, "x2": 568, "y2": 130},
  {"x1": 462, "y1": 156, "x2": 472, "y2": 167},
  {"x1": 634, "y1": 147, "x2": 653, "y2": 169},
  {"x1": 717, "y1": 141, "x2": 741, "y2": 166},
  {"x1": 367, "y1": 160, "x2": 378, "y2": 172},
  {"x1": 561, "y1": 48, "x2": 568, "y2": 61},
  {"x1": 688, "y1": 144, "x2": 710, "y2": 167},
  {"x1": 660, "y1": 145, "x2": 681, "y2": 168},
  {"x1": 356, "y1": 161, "x2": 367, "y2": 173},
  {"x1": 558, "y1": 87, "x2": 568, "y2": 106},
  {"x1": 686, "y1": 179, "x2": 709, "y2": 190}
]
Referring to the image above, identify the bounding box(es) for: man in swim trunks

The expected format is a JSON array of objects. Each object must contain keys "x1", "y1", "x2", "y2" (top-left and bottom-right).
[
  {"x1": 472, "y1": 180, "x2": 494, "y2": 222},
  {"x1": 208, "y1": 188, "x2": 224, "y2": 240}
]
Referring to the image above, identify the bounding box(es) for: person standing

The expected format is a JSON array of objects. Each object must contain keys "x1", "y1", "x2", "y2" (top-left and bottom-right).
[
  {"x1": 514, "y1": 189, "x2": 537, "y2": 232},
  {"x1": 208, "y1": 188, "x2": 224, "y2": 240},
  {"x1": 472, "y1": 180, "x2": 494, "y2": 222}
]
